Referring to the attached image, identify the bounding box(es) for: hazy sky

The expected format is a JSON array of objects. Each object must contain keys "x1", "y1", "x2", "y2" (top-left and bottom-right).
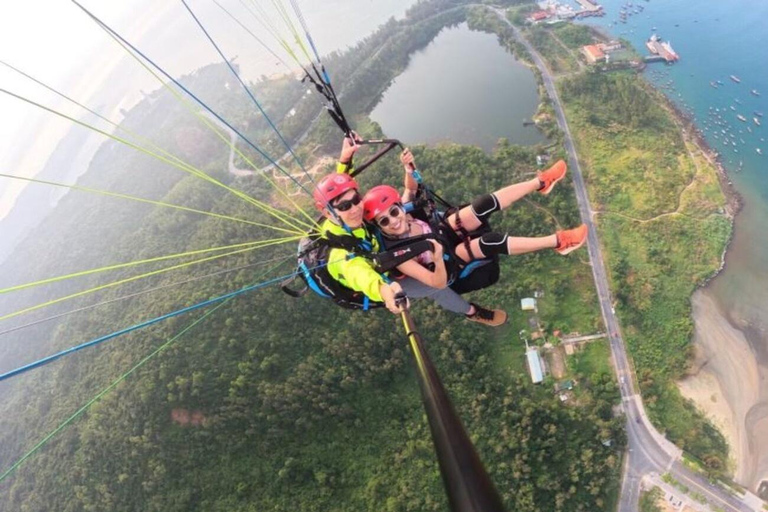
[
  {"x1": 0, "y1": 0, "x2": 165, "y2": 219},
  {"x1": 0, "y1": 0, "x2": 416, "y2": 221}
]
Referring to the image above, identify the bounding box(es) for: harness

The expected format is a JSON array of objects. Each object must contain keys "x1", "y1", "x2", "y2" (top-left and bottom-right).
[{"x1": 280, "y1": 229, "x2": 434, "y2": 310}]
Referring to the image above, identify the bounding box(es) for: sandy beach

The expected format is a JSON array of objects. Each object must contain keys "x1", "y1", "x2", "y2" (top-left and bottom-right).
[{"x1": 678, "y1": 290, "x2": 768, "y2": 490}]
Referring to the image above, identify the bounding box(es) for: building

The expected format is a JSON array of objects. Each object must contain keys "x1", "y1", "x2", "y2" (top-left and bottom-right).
[
  {"x1": 528, "y1": 10, "x2": 551, "y2": 22},
  {"x1": 581, "y1": 44, "x2": 606, "y2": 64},
  {"x1": 526, "y1": 348, "x2": 544, "y2": 384},
  {"x1": 521, "y1": 297, "x2": 537, "y2": 311}
]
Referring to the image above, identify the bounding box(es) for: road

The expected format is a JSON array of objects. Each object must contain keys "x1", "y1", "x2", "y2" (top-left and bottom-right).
[{"x1": 489, "y1": 8, "x2": 759, "y2": 512}]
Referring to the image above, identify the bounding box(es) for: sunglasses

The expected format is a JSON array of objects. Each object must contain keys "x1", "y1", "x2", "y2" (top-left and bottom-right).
[
  {"x1": 332, "y1": 192, "x2": 362, "y2": 212},
  {"x1": 376, "y1": 204, "x2": 404, "y2": 228}
]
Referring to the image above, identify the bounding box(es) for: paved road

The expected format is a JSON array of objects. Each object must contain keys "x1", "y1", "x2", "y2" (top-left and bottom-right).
[{"x1": 489, "y1": 8, "x2": 758, "y2": 512}]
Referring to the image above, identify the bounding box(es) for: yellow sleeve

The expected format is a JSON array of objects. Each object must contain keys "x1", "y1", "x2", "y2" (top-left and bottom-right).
[
  {"x1": 336, "y1": 161, "x2": 355, "y2": 175},
  {"x1": 341, "y1": 257, "x2": 384, "y2": 302},
  {"x1": 328, "y1": 249, "x2": 384, "y2": 302}
]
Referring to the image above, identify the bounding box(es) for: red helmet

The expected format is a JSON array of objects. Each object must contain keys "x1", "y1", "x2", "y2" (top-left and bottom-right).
[
  {"x1": 363, "y1": 185, "x2": 401, "y2": 221},
  {"x1": 313, "y1": 173, "x2": 359, "y2": 210}
]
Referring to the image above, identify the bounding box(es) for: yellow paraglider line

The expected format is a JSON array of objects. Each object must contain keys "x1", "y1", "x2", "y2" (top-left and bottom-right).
[
  {"x1": 0, "y1": 59, "x2": 311, "y2": 234},
  {"x1": 0, "y1": 236, "x2": 301, "y2": 323},
  {"x1": 0, "y1": 87, "x2": 313, "y2": 234},
  {"x1": 0, "y1": 173, "x2": 305, "y2": 237},
  {"x1": 0, "y1": 255, "x2": 295, "y2": 484},
  {"x1": 77, "y1": 4, "x2": 321, "y2": 231},
  {"x1": 0, "y1": 239, "x2": 298, "y2": 295}
]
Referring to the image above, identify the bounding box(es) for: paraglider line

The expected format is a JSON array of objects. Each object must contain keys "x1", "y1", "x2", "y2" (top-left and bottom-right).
[
  {"x1": 180, "y1": 0, "x2": 314, "y2": 187},
  {"x1": 0, "y1": 257, "x2": 291, "y2": 338},
  {"x1": 0, "y1": 258, "x2": 329, "y2": 383},
  {"x1": 70, "y1": 0, "x2": 316, "y2": 201},
  {"x1": 0, "y1": 257, "x2": 293, "y2": 483}
]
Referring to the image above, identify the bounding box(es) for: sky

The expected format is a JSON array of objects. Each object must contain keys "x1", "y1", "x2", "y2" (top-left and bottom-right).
[
  {"x1": 0, "y1": 0, "x2": 166, "y2": 220},
  {"x1": 0, "y1": 0, "x2": 417, "y2": 223}
]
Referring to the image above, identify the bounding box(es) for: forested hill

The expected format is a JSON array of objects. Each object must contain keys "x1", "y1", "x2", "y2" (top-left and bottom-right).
[{"x1": 0, "y1": 1, "x2": 623, "y2": 511}]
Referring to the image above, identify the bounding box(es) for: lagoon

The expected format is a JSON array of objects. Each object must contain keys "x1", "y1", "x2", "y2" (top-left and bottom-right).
[{"x1": 370, "y1": 23, "x2": 545, "y2": 151}]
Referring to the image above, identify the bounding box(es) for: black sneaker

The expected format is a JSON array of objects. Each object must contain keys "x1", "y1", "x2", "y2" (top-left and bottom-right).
[{"x1": 466, "y1": 303, "x2": 508, "y2": 327}]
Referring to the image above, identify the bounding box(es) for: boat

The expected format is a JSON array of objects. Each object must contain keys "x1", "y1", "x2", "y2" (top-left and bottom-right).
[
  {"x1": 730, "y1": 75, "x2": 741, "y2": 83},
  {"x1": 756, "y1": 111, "x2": 764, "y2": 117},
  {"x1": 717, "y1": 80, "x2": 724, "y2": 85},
  {"x1": 730, "y1": 106, "x2": 736, "y2": 111},
  {"x1": 737, "y1": 115, "x2": 747, "y2": 122},
  {"x1": 755, "y1": 118, "x2": 762, "y2": 126},
  {"x1": 710, "y1": 81, "x2": 718, "y2": 88},
  {"x1": 758, "y1": 148, "x2": 763, "y2": 155},
  {"x1": 751, "y1": 89, "x2": 761, "y2": 96}
]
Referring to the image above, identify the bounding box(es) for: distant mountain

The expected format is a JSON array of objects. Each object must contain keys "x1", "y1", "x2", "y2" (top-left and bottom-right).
[{"x1": 0, "y1": 122, "x2": 102, "y2": 264}]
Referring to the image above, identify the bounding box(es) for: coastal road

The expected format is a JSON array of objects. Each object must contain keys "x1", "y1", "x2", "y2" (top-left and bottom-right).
[{"x1": 489, "y1": 8, "x2": 759, "y2": 512}]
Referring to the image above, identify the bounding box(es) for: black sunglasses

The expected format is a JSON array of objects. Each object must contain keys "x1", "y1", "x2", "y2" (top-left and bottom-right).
[
  {"x1": 376, "y1": 204, "x2": 403, "y2": 228},
  {"x1": 332, "y1": 192, "x2": 362, "y2": 212}
]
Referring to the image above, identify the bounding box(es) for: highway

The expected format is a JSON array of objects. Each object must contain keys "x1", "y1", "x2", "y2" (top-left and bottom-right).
[{"x1": 489, "y1": 8, "x2": 759, "y2": 512}]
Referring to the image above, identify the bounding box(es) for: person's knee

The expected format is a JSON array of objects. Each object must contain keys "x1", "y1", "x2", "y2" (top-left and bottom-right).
[
  {"x1": 477, "y1": 232, "x2": 509, "y2": 257},
  {"x1": 470, "y1": 193, "x2": 500, "y2": 223}
]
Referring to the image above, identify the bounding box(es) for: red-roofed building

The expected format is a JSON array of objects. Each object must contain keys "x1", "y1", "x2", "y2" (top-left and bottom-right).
[
  {"x1": 581, "y1": 44, "x2": 606, "y2": 64},
  {"x1": 529, "y1": 10, "x2": 551, "y2": 22}
]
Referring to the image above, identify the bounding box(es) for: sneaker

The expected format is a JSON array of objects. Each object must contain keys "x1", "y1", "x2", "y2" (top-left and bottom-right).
[
  {"x1": 538, "y1": 159, "x2": 567, "y2": 195},
  {"x1": 555, "y1": 224, "x2": 588, "y2": 255},
  {"x1": 466, "y1": 303, "x2": 508, "y2": 327}
]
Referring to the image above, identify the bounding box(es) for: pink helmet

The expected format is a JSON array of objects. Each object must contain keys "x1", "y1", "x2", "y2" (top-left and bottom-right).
[
  {"x1": 313, "y1": 173, "x2": 359, "y2": 210},
  {"x1": 363, "y1": 185, "x2": 401, "y2": 221}
]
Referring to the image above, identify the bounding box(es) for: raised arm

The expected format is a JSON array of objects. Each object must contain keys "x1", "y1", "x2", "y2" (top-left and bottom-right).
[{"x1": 400, "y1": 148, "x2": 419, "y2": 203}]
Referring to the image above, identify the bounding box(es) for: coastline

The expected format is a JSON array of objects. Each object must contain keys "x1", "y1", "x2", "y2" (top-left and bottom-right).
[{"x1": 663, "y1": 74, "x2": 766, "y2": 490}]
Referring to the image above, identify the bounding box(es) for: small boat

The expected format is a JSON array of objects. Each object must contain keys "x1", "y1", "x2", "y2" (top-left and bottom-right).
[
  {"x1": 756, "y1": 111, "x2": 764, "y2": 117},
  {"x1": 730, "y1": 75, "x2": 741, "y2": 83},
  {"x1": 735, "y1": 98, "x2": 742, "y2": 104},
  {"x1": 737, "y1": 115, "x2": 747, "y2": 122},
  {"x1": 717, "y1": 80, "x2": 724, "y2": 85},
  {"x1": 755, "y1": 118, "x2": 762, "y2": 126},
  {"x1": 758, "y1": 148, "x2": 763, "y2": 155},
  {"x1": 730, "y1": 106, "x2": 737, "y2": 111},
  {"x1": 751, "y1": 89, "x2": 761, "y2": 97}
]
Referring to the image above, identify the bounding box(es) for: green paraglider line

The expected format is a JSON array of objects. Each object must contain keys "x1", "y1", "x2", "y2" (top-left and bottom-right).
[
  {"x1": 0, "y1": 256, "x2": 294, "y2": 484},
  {"x1": 0, "y1": 172, "x2": 301, "y2": 235}
]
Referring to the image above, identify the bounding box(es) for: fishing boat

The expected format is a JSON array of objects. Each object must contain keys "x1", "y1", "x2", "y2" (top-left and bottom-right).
[
  {"x1": 737, "y1": 115, "x2": 747, "y2": 122},
  {"x1": 730, "y1": 75, "x2": 741, "y2": 83},
  {"x1": 717, "y1": 80, "x2": 724, "y2": 85},
  {"x1": 710, "y1": 81, "x2": 718, "y2": 89},
  {"x1": 755, "y1": 118, "x2": 762, "y2": 126},
  {"x1": 751, "y1": 89, "x2": 761, "y2": 97},
  {"x1": 756, "y1": 111, "x2": 764, "y2": 118},
  {"x1": 730, "y1": 106, "x2": 736, "y2": 111}
]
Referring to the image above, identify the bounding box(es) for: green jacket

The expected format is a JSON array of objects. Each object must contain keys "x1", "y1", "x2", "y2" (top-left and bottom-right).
[{"x1": 320, "y1": 218, "x2": 384, "y2": 302}]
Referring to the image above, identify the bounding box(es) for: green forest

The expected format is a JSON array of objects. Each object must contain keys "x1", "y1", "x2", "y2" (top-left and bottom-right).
[{"x1": 0, "y1": 1, "x2": 627, "y2": 511}]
